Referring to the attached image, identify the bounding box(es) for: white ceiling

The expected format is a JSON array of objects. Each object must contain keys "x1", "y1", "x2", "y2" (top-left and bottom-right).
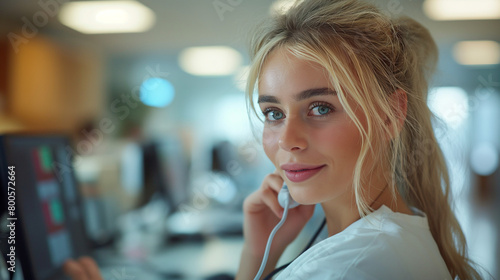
[
  {"x1": 1, "y1": 0, "x2": 499, "y2": 54},
  {"x1": 1, "y1": 0, "x2": 499, "y2": 91}
]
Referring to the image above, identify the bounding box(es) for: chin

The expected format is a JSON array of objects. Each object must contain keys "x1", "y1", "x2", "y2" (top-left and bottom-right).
[{"x1": 288, "y1": 188, "x2": 321, "y2": 205}]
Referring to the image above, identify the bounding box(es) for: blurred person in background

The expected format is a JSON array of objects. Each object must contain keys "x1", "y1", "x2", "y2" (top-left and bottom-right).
[{"x1": 64, "y1": 0, "x2": 484, "y2": 279}]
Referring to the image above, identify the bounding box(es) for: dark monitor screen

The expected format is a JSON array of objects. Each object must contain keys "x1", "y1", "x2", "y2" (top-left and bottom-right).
[
  {"x1": 141, "y1": 139, "x2": 189, "y2": 212},
  {"x1": 0, "y1": 135, "x2": 89, "y2": 280},
  {"x1": 140, "y1": 141, "x2": 167, "y2": 208}
]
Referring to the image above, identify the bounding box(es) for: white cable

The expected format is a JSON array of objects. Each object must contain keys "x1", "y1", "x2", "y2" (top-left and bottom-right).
[{"x1": 253, "y1": 198, "x2": 290, "y2": 280}]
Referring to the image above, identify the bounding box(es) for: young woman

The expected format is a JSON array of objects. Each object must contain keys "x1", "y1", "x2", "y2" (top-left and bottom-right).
[
  {"x1": 236, "y1": 0, "x2": 481, "y2": 279},
  {"x1": 64, "y1": 0, "x2": 481, "y2": 279}
]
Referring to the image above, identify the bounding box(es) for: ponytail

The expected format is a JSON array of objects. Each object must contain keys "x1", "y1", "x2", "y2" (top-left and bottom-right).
[{"x1": 392, "y1": 16, "x2": 482, "y2": 280}]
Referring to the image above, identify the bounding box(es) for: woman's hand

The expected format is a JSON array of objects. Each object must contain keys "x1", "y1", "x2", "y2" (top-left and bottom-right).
[
  {"x1": 242, "y1": 172, "x2": 315, "y2": 258},
  {"x1": 63, "y1": 257, "x2": 103, "y2": 280},
  {"x1": 236, "y1": 172, "x2": 315, "y2": 279}
]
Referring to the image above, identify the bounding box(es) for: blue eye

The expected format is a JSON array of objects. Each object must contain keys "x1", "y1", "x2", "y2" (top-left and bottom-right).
[
  {"x1": 267, "y1": 110, "x2": 284, "y2": 121},
  {"x1": 310, "y1": 105, "x2": 332, "y2": 116},
  {"x1": 263, "y1": 109, "x2": 284, "y2": 122}
]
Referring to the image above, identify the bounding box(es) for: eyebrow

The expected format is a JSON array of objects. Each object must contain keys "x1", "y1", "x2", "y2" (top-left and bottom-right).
[{"x1": 257, "y1": 87, "x2": 337, "y2": 104}]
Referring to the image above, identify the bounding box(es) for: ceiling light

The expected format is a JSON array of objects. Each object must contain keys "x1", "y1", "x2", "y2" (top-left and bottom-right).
[
  {"x1": 179, "y1": 46, "x2": 243, "y2": 76},
  {"x1": 59, "y1": 1, "x2": 155, "y2": 34},
  {"x1": 453, "y1": 41, "x2": 500, "y2": 65},
  {"x1": 423, "y1": 0, "x2": 500, "y2": 20}
]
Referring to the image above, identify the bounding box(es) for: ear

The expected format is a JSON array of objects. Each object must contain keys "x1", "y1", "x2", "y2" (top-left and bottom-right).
[{"x1": 385, "y1": 89, "x2": 407, "y2": 135}]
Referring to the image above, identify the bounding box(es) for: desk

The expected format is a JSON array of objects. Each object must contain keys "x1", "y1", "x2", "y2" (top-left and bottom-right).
[
  {"x1": 93, "y1": 206, "x2": 326, "y2": 280},
  {"x1": 148, "y1": 236, "x2": 244, "y2": 280},
  {"x1": 96, "y1": 236, "x2": 244, "y2": 280}
]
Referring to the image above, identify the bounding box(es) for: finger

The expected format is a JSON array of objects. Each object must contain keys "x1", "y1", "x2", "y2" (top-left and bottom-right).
[
  {"x1": 242, "y1": 173, "x2": 284, "y2": 215},
  {"x1": 264, "y1": 173, "x2": 285, "y2": 193},
  {"x1": 63, "y1": 259, "x2": 88, "y2": 280},
  {"x1": 261, "y1": 187, "x2": 284, "y2": 218},
  {"x1": 78, "y1": 257, "x2": 103, "y2": 280}
]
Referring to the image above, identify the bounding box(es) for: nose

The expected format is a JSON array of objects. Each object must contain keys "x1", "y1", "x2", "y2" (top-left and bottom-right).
[{"x1": 278, "y1": 117, "x2": 308, "y2": 152}]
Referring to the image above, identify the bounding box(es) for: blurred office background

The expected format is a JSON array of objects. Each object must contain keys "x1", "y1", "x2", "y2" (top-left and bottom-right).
[{"x1": 0, "y1": 0, "x2": 498, "y2": 279}]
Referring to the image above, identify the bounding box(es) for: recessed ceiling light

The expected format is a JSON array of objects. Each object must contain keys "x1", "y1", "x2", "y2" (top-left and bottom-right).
[
  {"x1": 179, "y1": 46, "x2": 243, "y2": 76},
  {"x1": 453, "y1": 41, "x2": 500, "y2": 65},
  {"x1": 59, "y1": 1, "x2": 155, "y2": 34},
  {"x1": 423, "y1": 0, "x2": 500, "y2": 20}
]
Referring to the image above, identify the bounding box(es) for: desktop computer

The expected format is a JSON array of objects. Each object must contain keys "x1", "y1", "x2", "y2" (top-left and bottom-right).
[
  {"x1": 0, "y1": 134, "x2": 240, "y2": 280},
  {"x1": 0, "y1": 134, "x2": 90, "y2": 280}
]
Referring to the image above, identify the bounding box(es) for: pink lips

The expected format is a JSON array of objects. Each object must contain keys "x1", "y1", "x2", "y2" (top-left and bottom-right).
[{"x1": 281, "y1": 163, "x2": 326, "y2": 183}]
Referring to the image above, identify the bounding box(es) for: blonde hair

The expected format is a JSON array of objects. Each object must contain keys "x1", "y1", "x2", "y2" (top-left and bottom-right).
[{"x1": 245, "y1": 0, "x2": 481, "y2": 279}]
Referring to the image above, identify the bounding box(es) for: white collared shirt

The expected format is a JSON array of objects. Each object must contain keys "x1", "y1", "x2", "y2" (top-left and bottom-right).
[{"x1": 275, "y1": 205, "x2": 452, "y2": 280}]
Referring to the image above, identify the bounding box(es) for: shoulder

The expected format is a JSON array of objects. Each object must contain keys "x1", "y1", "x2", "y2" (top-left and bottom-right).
[{"x1": 276, "y1": 206, "x2": 452, "y2": 280}]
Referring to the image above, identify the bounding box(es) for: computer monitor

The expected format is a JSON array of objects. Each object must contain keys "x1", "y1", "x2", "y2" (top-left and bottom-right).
[
  {"x1": 0, "y1": 134, "x2": 90, "y2": 280},
  {"x1": 137, "y1": 141, "x2": 165, "y2": 208},
  {"x1": 140, "y1": 138, "x2": 189, "y2": 213}
]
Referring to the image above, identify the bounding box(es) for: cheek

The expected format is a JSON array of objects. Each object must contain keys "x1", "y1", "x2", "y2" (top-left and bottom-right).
[
  {"x1": 314, "y1": 122, "x2": 362, "y2": 164},
  {"x1": 262, "y1": 128, "x2": 280, "y2": 164}
]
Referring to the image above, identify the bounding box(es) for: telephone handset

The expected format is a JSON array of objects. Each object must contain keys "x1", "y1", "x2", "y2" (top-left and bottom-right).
[
  {"x1": 278, "y1": 183, "x2": 300, "y2": 209},
  {"x1": 254, "y1": 183, "x2": 300, "y2": 280},
  {"x1": 255, "y1": 183, "x2": 326, "y2": 280}
]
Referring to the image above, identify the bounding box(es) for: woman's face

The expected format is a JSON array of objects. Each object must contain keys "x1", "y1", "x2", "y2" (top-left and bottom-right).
[{"x1": 258, "y1": 48, "x2": 368, "y2": 205}]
